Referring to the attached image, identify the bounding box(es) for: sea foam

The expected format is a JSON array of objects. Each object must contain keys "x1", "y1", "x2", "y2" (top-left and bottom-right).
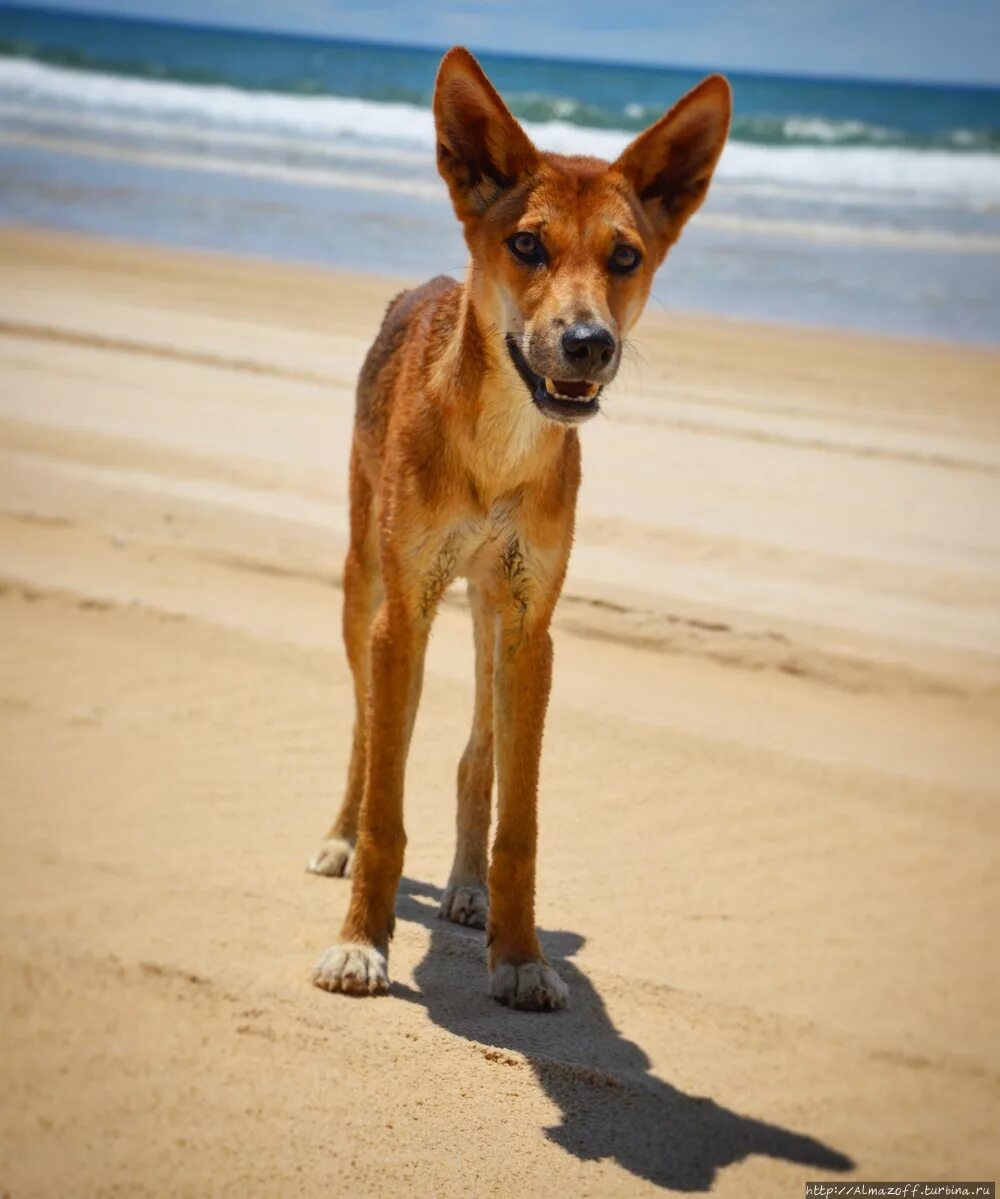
[{"x1": 3, "y1": 58, "x2": 999, "y2": 204}]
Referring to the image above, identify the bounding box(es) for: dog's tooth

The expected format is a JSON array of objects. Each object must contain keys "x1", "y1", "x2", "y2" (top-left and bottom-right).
[
  {"x1": 544, "y1": 377, "x2": 558, "y2": 396},
  {"x1": 555, "y1": 384, "x2": 599, "y2": 402}
]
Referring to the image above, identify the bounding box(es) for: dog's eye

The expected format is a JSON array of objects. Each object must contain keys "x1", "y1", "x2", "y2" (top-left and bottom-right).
[
  {"x1": 610, "y1": 244, "x2": 641, "y2": 274},
  {"x1": 508, "y1": 232, "x2": 545, "y2": 266}
]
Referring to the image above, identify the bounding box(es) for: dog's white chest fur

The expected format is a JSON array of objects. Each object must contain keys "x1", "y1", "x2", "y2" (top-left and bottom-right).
[{"x1": 474, "y1": 371, "x2": 545, "y2": 480}]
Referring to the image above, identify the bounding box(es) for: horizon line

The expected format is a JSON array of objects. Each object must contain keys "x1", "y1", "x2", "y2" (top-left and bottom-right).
[{"x1": 5, "y1": 1, "x2": 1000, "y2": 92}]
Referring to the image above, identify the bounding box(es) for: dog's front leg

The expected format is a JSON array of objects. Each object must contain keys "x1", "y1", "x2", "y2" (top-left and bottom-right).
[
  {"x1": 487, "y1": 598, "x2": 569, "y2": 1012},
  {"x1": 313, "y1": 595, "x2": 429, "y2": 996}
]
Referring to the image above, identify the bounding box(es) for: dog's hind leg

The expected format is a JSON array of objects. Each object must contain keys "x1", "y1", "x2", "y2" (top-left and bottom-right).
[
  {"x1": 438, "y1": 581, "x2": 495, "y2": 929},
  {"x1": 308, "y1": 443, "x2": 381, "y2": 878}
]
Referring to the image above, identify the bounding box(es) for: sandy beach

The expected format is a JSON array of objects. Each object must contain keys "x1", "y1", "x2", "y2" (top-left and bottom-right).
[{"x1": 1, "y1": 225, "x2": 998, "y2": 1196}]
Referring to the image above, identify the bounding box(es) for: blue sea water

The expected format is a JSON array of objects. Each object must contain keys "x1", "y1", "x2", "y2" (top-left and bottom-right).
[{"x1": 1, "y1": 4, "x2": 999, "y2": 342}]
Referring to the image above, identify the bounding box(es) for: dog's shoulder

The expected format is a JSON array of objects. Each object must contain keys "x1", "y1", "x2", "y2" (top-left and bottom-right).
[{"x1": 355, "y1": 275, "x2": 460, "y2": 437}]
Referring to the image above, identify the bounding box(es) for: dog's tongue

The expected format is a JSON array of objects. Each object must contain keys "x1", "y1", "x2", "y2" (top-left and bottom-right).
[{"x1": 546, "y1": 378, "x2": 598, "y2": 400}]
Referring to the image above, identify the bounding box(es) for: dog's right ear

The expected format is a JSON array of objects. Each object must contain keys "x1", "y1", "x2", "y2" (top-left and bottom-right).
[{"x1": 434, "y1": 47, "x2": 538, "y2": 221}]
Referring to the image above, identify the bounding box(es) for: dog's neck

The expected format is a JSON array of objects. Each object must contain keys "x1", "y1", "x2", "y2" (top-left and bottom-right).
[{"x1": 435, "y1": 273, "x2": 568, "y2": 494}]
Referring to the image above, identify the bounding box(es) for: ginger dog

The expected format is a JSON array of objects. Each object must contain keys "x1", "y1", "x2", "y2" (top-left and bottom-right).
[{"x1": 309, "y1": 48, "x2": 731, "y2": 1010}]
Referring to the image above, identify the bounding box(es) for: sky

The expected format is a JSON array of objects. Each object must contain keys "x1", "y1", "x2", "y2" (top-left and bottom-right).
[{"x1": 8, "y1": 0, "x2": 1000, "y2": 86}]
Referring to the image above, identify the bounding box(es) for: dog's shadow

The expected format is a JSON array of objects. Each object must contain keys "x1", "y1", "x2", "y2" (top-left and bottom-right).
[{"x1": 392, "y1": 877, "x2": 853, "y2": 1192}]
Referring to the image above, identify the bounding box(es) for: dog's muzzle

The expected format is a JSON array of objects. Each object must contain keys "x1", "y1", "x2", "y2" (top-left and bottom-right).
[{"x1": 505, "y1": 335, "x2": 602, "y2": 426}]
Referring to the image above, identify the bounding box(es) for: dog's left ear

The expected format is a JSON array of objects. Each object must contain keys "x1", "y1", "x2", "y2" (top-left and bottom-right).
[
  {"x1": 614, "y1": 75, "x2": 731, "y2": 256},
  {"x1": 434, "y1": 47, "x2": 539, "y2": 221}
]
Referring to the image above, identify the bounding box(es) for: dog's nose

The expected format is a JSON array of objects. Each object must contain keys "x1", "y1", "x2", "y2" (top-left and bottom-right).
[{"x1": 561, "y1": 323, "x2": 616, "y2": 372}]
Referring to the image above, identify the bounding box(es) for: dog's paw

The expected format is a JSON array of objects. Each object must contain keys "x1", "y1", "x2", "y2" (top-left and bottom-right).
[
  {"x1": 312, "y1": 942, "x2": 388, "y2": 996},
  {"x1": 307, "y1": 837, "x2": 354, "y2": 878},
  {"x1": 490, "y1": 959, "x2": 569, "y2": 1012},
  {"x1": 438, "y1": 882, "x2": 488, "y2": 928}
]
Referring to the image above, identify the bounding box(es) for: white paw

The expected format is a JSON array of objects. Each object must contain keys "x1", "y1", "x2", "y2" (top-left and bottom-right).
[
  {"x1": 307, "y1": 837, "x2": 354, "y2": 878},
  {"x1": 438, "y1": 883, "x2": 488, "y2": 928},
  {"x1": 312, "y1": 942, "x2": 388, "y2": 996},
  {"x1": 490, "y1": 959, "x2": 569, "y2": 1012}
]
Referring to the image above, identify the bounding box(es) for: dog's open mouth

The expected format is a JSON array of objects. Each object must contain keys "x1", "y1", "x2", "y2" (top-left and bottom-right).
[{"x1": 505, "y1": 335, "x2": 601, "y2": 425}]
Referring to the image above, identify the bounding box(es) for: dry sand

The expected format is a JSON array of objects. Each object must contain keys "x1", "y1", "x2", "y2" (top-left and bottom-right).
[{"x1": 1, "y1": 226, "x2": 998, "y2": 1196}]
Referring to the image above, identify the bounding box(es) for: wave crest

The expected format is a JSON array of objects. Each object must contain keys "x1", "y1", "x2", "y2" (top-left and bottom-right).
[
  {"x1": 2, "y1": 39, "x2": 998, "y2": 154},
  {"x1": 2, "y1": 57, "x2": 999, "y2": 201}
]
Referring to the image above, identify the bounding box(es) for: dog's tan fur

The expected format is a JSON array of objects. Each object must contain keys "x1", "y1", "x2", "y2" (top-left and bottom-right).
[{"x1": 309, "y1": 48, "x2": 731, "y2": 1009}]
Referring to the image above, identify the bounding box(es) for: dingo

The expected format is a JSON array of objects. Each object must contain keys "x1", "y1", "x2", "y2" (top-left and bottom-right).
[{"x1": 309, "y1": 47, "x2": 730, "y2": 1010}]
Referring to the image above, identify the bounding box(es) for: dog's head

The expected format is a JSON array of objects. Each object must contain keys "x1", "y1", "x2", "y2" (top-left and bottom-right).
[{"x1": 433, "y1": 48, "x2": 731, "y2": 426}]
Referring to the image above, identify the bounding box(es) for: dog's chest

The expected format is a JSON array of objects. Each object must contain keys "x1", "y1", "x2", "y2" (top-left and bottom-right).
[
  {"x1": 453, "y1": 495, "x2": 520, "y2": 577},
  {"x1": 412, "y1": 496, "x2": 520, "y2": 614}
]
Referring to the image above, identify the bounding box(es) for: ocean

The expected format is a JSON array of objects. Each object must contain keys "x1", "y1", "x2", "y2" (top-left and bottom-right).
[{"x1": 2, "y1": 4, "x2": 999, "y2": 342}]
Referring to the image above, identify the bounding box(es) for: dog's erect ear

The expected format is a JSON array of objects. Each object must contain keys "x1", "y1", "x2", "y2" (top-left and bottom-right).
[
  {"x1": 434, "y1": 47, "x2": 538, "y2": 221},
  {"x1": 614, "y1": 75, "x2": 731, "y2": 254}
]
